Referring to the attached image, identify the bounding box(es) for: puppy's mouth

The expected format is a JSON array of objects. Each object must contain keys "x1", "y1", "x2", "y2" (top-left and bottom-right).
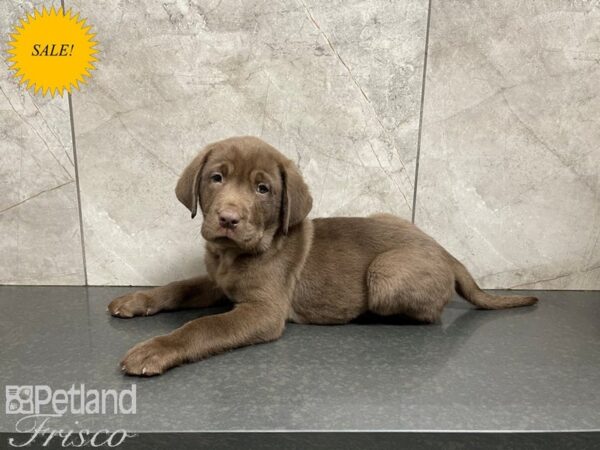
[
  {"x1": 202, "y1": 223, "x2": 262, "y2": 250},
  {"x1": 213, "y1": 228, "x2": 237, "y2": 239},
  {"x1": 205, "y1": 229, "x2": 239, "y2": 245},
  {"x1": 212, "y1": 236, "x2": 234, "y2": 244}
]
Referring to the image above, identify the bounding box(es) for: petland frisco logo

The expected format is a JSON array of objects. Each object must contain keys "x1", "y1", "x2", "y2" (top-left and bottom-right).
[
  {"x1": 6, "y1": 384, "x2": 136, "y2": 415},
  {"x1": 5, "y1": 385, "x2": 137, "y2": 448}
]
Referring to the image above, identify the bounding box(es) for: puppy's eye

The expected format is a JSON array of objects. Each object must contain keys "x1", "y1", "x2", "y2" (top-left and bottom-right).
[
  {"x1": 210, "y1": 173, "x2": 223, "y2": 183},
  {"x1": 256, "y1": 183, "x2": 270, "y2": 194}
]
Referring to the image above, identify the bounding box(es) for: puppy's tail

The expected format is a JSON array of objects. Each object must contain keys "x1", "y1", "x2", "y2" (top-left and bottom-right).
[{"x1": 448, "y1": 253, "x2": 538, "y2": 309}]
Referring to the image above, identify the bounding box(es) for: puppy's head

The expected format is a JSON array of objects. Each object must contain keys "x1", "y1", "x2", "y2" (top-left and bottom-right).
[{"x1": 176, "y1": 136, "x2": 312, "y2": 252}]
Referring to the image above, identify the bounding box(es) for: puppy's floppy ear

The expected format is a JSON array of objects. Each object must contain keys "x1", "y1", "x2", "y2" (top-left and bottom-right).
[
  {"x1": 175, "y1": 147, "x2": 212, "y2": 219},
  {"x1": 279, "y1": 160, "x2": 313, "y2": 234}
]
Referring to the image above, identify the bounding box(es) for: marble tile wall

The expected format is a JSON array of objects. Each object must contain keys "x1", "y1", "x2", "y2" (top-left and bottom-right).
[
  {"x1": 415, "y1": 0, "x2": 600, "y2": 289},
  {"x1": 0, "y1": 0, "x2": 597, "y2": 289},
  {"x1": 0, "y1": 0, "x2": 85, "y2": 284},
  {"x1": 69, "y1": 0, "x2": 427, "y2": 285}
]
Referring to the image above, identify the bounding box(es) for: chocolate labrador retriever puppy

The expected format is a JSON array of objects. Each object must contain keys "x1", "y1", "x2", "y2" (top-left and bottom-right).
[{"x1": 109, "y1": 136, "x2": 537, "y2": 376}]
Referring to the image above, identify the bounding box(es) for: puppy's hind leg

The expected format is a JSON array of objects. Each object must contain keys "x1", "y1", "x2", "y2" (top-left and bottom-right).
[{"x1": 366, "y1": 248, "x2": 454, "y2": 324}]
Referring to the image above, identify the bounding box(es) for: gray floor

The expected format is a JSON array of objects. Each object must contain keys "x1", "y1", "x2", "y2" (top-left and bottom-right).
[{"x1": 1, "y1": 286, "x2": 599, "y2": 433}]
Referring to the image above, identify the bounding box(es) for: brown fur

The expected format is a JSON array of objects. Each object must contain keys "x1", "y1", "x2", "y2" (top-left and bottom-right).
[{"x1": 109, "y1": 136, "x2": 538, "y2": 376}]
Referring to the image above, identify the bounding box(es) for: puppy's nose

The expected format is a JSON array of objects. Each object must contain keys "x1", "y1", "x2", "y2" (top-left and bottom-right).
[{"x1": 218, "y1": 209, "x2": 240, "y2": 230}]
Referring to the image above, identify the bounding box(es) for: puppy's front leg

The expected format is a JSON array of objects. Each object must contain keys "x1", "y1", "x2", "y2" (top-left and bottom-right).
[
  {"x1": 108, "y1": 276, "x2": 224, "y2": 318},
  {"x1": 120, "y1": 301, "x2": 286, "y2": 376}
]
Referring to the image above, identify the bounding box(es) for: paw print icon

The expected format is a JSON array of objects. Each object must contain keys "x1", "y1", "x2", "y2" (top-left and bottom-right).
[{"x1": 5, "y1": 386, "x2": 34, "y2": 414}]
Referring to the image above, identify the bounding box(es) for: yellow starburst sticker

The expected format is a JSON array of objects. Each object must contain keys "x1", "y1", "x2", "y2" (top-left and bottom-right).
[{"x1": 6, "y1": 6, "x2": 98, "y2": 97}]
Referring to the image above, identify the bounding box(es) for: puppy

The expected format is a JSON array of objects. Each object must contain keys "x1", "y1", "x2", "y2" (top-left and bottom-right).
[{"x1": 109, "y1": 136, "x2": 537, "y2": 376}]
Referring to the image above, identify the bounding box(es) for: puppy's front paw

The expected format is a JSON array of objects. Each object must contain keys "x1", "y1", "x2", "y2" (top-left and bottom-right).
[
  {"x1": 108, "y1": 291, "x2": 158, "y2": 318},
  {"x1": 120, "y1": 336, "x2": 182, "y2": 376}
]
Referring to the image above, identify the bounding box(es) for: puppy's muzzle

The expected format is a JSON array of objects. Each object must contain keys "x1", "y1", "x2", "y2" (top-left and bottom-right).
[{"x1": 218, "y1": 209, "x2": 241, "y2": 230}]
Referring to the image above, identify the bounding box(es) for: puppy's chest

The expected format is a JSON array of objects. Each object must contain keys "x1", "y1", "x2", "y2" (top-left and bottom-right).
[{"x1": 205, "y1": 251, "x2": 252, "y2": 298}]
